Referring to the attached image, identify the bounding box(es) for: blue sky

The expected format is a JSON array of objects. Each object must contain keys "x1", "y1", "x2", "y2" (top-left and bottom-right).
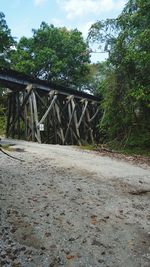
[{"x1": 1, "y1": 0, "x2": 127, "y2": 62}]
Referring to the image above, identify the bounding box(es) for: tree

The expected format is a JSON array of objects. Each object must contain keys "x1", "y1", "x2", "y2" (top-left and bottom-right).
[
  {"x1": 0, "y1": 12, "x2": 15, "y2": 68},
  {"x1": 88, "y1": 0, "x2": 150, "y2": 147},
  {"x1": 11, "y1": 23, "x2": 90, "y2": 88},
  {"x1": 81, "y1": 62, "x2": 109, "y2": 95}
]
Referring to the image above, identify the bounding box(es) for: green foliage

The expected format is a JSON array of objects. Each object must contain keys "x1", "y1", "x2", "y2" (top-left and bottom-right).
[
  {"x1": 0, "y1": 12, "x2": 15, "y2": 68},
  {"x1": 0, "y1": 89, "x2": 7, "y2": 135},
  {"x1": 88, "y1": 0, "x2": 150, "y2": 148},
  {"x1": 11, "y1": 23, "x2": 90, "y2": 88},
  {"x1": 83, "y1": 61, "x2": 108, "y2": 95},
  {"x1": 0, "y1": 115, "x2": 5, "y2": 135},
  {"x1": 0, "y1": 13, "x2": 14, "y2": 134}
]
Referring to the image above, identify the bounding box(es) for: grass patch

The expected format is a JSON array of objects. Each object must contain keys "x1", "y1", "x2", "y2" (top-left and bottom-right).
[
  {"x1": 0, "y1": 116, "x2": 5, "y2": 135},
  {"x1": 116, "y1": 147, "x2": 150, "y2": 157},
  {"x1": 78, "y1": 144, "x2": 97, "y2": 151},
  {"x1": 79, "y1": 143, "x2": 150, "y2": 157}
]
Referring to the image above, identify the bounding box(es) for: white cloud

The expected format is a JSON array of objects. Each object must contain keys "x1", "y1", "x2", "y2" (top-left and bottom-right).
[
  {"x1": 51, "y1": 18, "x2": 63, "y2": 27},
  {"x1": 57, "y1": 0, "x2": 126, "y2": 19},
  {"x1": 78, "y1": 21, "x2": 94, "y2": 38},
  {"x1": 50, "y1": 19, "x2": 94, "y2": 38},
  {"x1": 50, "y1": 18, "x2": 72, "y2": 31},
  {"x1": 34, "y1": 0, "x2": 47, "y2": 6}
]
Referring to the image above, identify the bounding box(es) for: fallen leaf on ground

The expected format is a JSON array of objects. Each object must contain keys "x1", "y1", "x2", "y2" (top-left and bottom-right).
[
  {"x1": 66, "y1": 255, "x2": 75, "y2": 260},
  {"x1": 91, "y1": 215, "x2": 97, "y2": 224}
]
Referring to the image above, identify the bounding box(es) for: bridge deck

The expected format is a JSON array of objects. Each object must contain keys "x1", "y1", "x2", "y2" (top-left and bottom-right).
[{"x1": 0, "y1": 68, "x2": 100, "y2": 102}]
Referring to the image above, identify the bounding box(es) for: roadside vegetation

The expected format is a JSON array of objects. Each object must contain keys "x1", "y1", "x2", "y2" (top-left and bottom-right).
[
  {"x1": 0, "y1": 0, "x2": 149, "y2": 155},
  {"x1": 0, "y1": 88, "x2": 7, "y2": 135}
]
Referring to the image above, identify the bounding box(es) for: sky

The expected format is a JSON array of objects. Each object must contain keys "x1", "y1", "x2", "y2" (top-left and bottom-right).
[{"x1": 1, "y1": 0, "x2": 127, "y2": 62}]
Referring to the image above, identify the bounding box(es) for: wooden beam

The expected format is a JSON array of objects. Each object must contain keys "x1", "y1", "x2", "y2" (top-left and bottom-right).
[
  {"x1": 32, "y1": 91, "x2": 41, "y2": 143},
  {"x1": 11, "y1": 93, "x2": 16, "y2": 138},
  {"x1": 6, "y1": 94, "x2": 12, "y2": 137},
  {"x1": 55, "y1": 101, "x2": 65, "y2": 144},
  {"x1": 34, "y1": 90, "x2": 47, "y2": 109},
  {"x1": 63, "y1": 102, "x2": 76, "y2": 144},
  {"x1": 89, "y1": 107, "x2": 99, "y2": 122},
  {"x1": 38, "y1": 94, "x2": 58, "y2": 126},
  {"x1": 86, "y1": 108, "x2": 94, "y2": 143},
  {"x1": 21, "y1": 84, "x2": 33, "y2": 109},
  {"x1": 16, "y1": 92, "x2": 21, "y2": 139},
  {"x1": 71, "y1": 98, "x2": 81, "y2": 140},
  {"x1": 29, "y1": 94, "x2": 34, "y2": 141},
  {"x1": 8, "y1": 84, "x2": 33, "y2": 135},
  {"x1": 77, "y1": 100, "x2": 88, "y2": 128},
  {"x1": 24, "y1": 102, "x2": 28, "y2": 140}
]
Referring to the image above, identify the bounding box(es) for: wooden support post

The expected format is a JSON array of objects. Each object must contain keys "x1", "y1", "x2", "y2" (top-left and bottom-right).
[
  {"x1": 29, "y1": 94, "x2": 35, "y2": 141},
  {"x1": 6, "y1": 93, "x2": 12, "y2": 138},
  {"x1": 52, "y1": 106, "x2": 57, "y2": 143},
  {"x1": 24, "y1": 92, "x2": 28, "y2": 140},
  {"x1": 8, "y1": 84, "x2": 33, "y2": 135},
  {"x1": 24, "y1": 106, "x2": 28, "y2": 140},
  {"x1": 77, "y1": 100, "x2": 88, "y2": 128},
  {"x1": 71, "y1": 98, "x2": 81, "y2": 143},
  {"x1": 21, "y1": 84, "x2": 33, "y2": 109},
  {"x1": 55, "y1": 101, "x2": 65, "y2": 144},
  {"x1": 68, "y1": 101, "x2": 73, "y2": 144},
  {"x1": 34, "y1": 90, "x2": 47, "y2": 109},
  {"x1": 89, "y1": 107, "x2": 99, "y2": 122},
  {"x1": 64, "y1": 102, "x2": 76, "y2": 145},
  {"x1": 32, "y1": 91, "x2": 41, "y2": 143},
  {"x1": 16, "y1": 92, "x2": 21, "y2": 139},
  {"x1": 86, "y1": 108, "x2": 94, "y2": 144},
  {"x1": 11, "y1": 93, "x2": 16, "y2": 138}
]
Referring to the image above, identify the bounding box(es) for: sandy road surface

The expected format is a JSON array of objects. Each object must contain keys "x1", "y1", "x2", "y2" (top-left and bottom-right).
[{"x1": 0, "y1": 139, "x2": 150, "y2": 267}]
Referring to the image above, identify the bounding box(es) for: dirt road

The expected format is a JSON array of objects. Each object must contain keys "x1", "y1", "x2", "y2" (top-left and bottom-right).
[{"x1": 0, "y1": 139, "x2": 150, "y2": 267}]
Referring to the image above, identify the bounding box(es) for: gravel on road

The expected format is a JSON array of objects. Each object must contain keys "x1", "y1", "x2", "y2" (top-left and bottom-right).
[{"x1": 0, "y1": 139, "x2": 150, "y2": 267}]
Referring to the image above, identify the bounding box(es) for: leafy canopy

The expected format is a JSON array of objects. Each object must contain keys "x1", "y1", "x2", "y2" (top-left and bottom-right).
[
  {"x1": 11, "y1": 22, "x2": 90, "y2": 88},
  {"x1": 0, "y1": 12, "x2": 15, "y2": 68},
  {"x1": 88, "y1": 0, "x2": 150, "y2": 147}
]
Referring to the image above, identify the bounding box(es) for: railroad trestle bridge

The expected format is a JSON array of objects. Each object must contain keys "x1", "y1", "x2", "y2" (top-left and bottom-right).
[{"x1": 0, "y1": 68, "x2": 100, "y2": 145}]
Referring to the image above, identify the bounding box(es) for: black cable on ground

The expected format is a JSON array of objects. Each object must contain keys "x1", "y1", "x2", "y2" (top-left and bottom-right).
[{"x1": 0, "y1": 147, "x2": 24, "y2": 162}]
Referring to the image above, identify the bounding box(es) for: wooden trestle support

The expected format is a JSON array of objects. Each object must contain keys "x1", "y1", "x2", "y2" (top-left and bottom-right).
[{"x1": 6, "y1": 85, "x2": 100, "y2": 145}]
